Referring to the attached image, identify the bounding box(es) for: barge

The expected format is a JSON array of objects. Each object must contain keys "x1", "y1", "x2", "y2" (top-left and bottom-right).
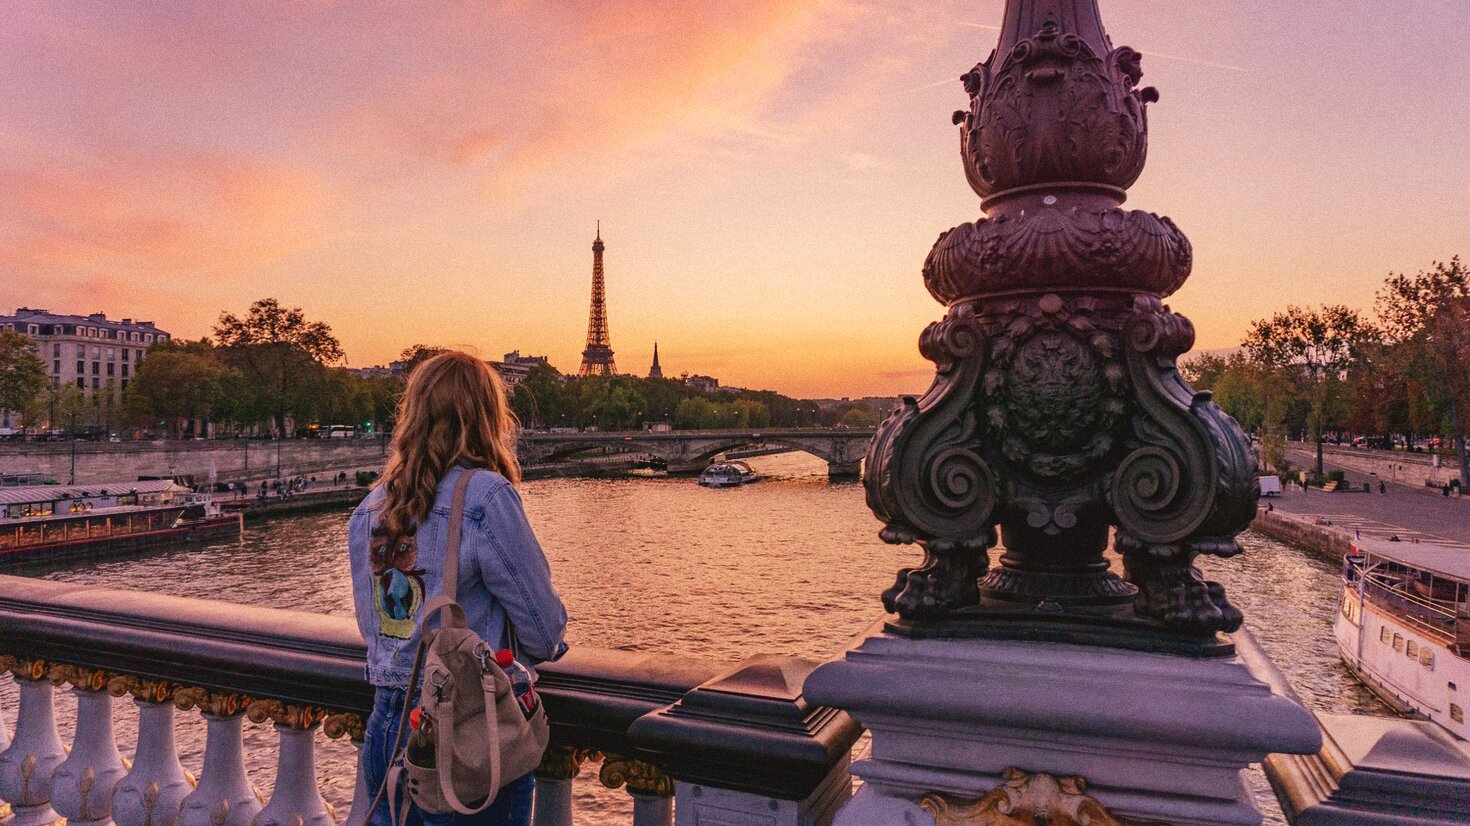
[
  {"x1": 0, "y1": 480, "x2": 242, "y2": 565},
  {"x1": 1337, "y1": 536, "x2": 1469, "y2": 739}
]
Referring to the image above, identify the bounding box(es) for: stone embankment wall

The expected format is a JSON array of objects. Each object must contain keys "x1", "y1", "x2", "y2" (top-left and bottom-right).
[
  {"x1": 1292, "y1": 443, "x2": 1461, "y2": 489},
  {"x1": 1251, "y1": 509, "x2": 1353, "y2": 561},
  {"x1": 0, "y1": 439, "x2": 390, "y2": 485}
]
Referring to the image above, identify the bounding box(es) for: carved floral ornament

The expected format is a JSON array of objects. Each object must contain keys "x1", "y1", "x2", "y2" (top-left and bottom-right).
[
  {"x1": 865, "y1": 0, "x2": 1257, "y2": 638},
  {"x1": 921, "y1": 768, "x2": 1164, "y2": 826}
]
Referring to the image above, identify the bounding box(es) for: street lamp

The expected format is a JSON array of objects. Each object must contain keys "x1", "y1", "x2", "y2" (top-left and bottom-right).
[{"x1": 69, "y1": 410, "x2": 77, "y2": 485}]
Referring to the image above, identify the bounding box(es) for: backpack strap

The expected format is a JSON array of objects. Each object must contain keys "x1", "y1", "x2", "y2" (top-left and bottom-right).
[
  {"x1": 441, "y1": 467, "x2": 475, "y2": 609},
  {"x1": 431, "y1": 672, "x2": 503, "y2": 814}
]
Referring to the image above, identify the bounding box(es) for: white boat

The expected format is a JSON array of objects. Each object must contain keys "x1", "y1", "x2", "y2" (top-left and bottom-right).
[
  {"x1": 1336, "y1": 537, "x2": 1469, "y2": 738},
  {"x1": 698, "y1": 461, "x2": 757, "y2": 488}
]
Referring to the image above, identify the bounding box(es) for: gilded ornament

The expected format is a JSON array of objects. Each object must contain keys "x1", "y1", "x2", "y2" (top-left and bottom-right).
[
  {"x1": 245, "y1": 699, "x2": 326, "y2": 730},
  {"x1": 47, "y1": 663, "x2": 112, "y2": 692},
  {"x1": 536, "y1": 745, "x2": 601, "y2": 780},
  {"x1": 107, "y1": 674, "x2": 175, "y2": 704},
  {"x1": 599, "y1": 754, "x2": 673, "y2": 798},
  {"x1": 174, "y1": 686, "x2": 249, "y2": 718},
  {"x1": 920, "y1": 768, "x2": 1163, "y2": 826},
  {"x1": 0, "y1": 655, "x2": 46, "y2": 682},
  {"x1": 321, "y1": 712, "x2": 366, "y2": 742}
]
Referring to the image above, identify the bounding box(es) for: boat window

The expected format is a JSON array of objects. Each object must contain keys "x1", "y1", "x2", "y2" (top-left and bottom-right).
[
  {"x1": 1420, "y1": 649, "x2": 1434, "y2": 669},
  {"x1": 1380, "y1": 626, "x2": 1390, "y2": 644},
  {"x1": 7, "y1": 502, "x2": 55, "y2": 518},
  {"x1": 1452, "y1": 704, "x2": 1464, "y2": 724},
  {"x1": 1392, "y1": 633, "x2": 1403, "y2": 651},
  {"x1": 1405, "y1": 639, "x2": 1418, "y2": 658}
]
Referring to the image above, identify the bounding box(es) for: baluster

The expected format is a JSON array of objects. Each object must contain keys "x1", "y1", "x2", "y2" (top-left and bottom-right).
[
  {"x1": 175, "y1": 689, "x2": 262, "y2": 826},
  {"x1": 533, "y1": 746, "x2": 597, "y2": 826},
  {"x1": 0, "y1": 672, "x2": 11, "y2": 822},
  {"x1": 110, "y1": 678, "x2": 193, "y2": 826},
  {"x1": 248, "y1": 701, "x2": 334, "y2": 826},
  {"x1": 600, "y1": 754, "x2": 673, "y2": 826},
  {"x1": 0, "y1": 659, "x2": 68, "y2": 826},
  {"x1": 322, "y1": 713, "x2": 367, "y2": 826},
  {"x1": 51, "y1": 667, "x2": 128, "y2": 826}
]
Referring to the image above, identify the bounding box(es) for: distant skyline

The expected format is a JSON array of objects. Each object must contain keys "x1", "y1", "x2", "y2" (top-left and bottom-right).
[{"x1": 3, "y1": 1, "x2": 1468, "y2": 398}]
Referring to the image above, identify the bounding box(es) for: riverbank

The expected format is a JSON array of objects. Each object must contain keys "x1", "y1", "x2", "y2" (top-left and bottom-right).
[{"x1": 1251, "y1": 509, "x2": 1353, "y2": 561}]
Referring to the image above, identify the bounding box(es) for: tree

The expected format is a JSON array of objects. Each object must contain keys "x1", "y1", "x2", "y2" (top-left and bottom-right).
[
  {"x1": 124, "y1": 339, "x2": 233, "y2": 437},
  {"x1": 1243, "y1": 305, "x2": 1376, "y2": 477},
  {"x1": 1377, "y1": 256, "x2": 1470, "y2": 488},
  {"x1": 0, "y1": 328, "x2": 48, "y2": 431},
  {"x1": 214, "y1": 299, "x2": 343, "y2": 436},
  {"x1": 840, "y1": 406, "x2": 879, "y2": 427},
  {"x1": 398, "y1": 344, "x2": 448, "y2": 376}
]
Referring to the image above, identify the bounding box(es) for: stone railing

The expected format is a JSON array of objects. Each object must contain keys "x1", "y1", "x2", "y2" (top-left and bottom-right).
[{"x1": 0, "y1": 576, "x2": 861, "y2": 826}]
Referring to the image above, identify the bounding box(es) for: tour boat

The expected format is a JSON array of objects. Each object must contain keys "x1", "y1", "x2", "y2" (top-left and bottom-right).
[
  {"x1": 1336, "y1": 537, "x2": 1469, "y2": 738},
  {"x1": 0, "y1": 480, "x2": 243, "y2": 564},
  {"x1": 698, "y1": 461, "x2": 757, "y2": 488}
]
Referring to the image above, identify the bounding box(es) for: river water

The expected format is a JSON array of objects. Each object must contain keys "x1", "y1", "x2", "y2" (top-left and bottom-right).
[{"x1": 5, "y1": 452, "x2": 1386, "y2": 823}]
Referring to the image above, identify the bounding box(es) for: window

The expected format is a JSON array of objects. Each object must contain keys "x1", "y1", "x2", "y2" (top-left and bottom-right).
[
  {"x1": 1406, "y1": 639, "x2": 1418, "y2": 659},
  {"x1": 122, "y1": 349, "x2": 129, "y2": 362},
  {"x1": 1452, "y1": 704, "x2": 1464, "y2": 724},
  {"x1": 1393, "y1": 633, "x2": 1403, "y2": 651},
  {"x1": 76, "y1": 378, "x2": 85, "y2": 389},
  {"x1": 1380, "y1": 626, "x2": 1390, "y2": 643},
  {"x1": 76, "y1": 360, "x2": 84, "y2": 374},
  {"x1": 91, "y1": 346, "x2": 99, "y2": 358},
  {"x1": 52, "y1": 343, "x2": 60, "y2": 358},
  {"x1": 106, "y1": 363, "x2": 114, "y2": 377},
  {"x1": 52, "y1": 377, "x2": 59, "y2": 388},
  {"x1": 136, "y1": 349, "x2": 144, "y2": 361},
  {"x1": 121, "y1": 364, "x2": 129, "y2": 378},
  {"x1": 76, "y1": 344, "x2": 84, "y2": 357},
  {"x1": 121, "y1": 379, "x2": 128, "y2": 392},
  {"x1": 130, "y1": 332, "x2": 139, "y2": 342},
  {"x1": 92, "y1": 362, "x2": 99, "y2": 375},
  {"x1": 27, "y1": 324, "x2": 38, "y2": 335},
  {"x1": 53, "y1": 360, "x2": 60, "y2": 374},
  {"x1": 91, "y1": 377, "x2": 100, "y2": 390},
  {"x1": 1420, "y1": 649, "x2": 1434, "y2": 670},
  {"x1": 144, "y1": 334, "x2": 153, "y2": 343},
  {"x1": 106, "y1": 347, "x2": 114, "y2": 359}
]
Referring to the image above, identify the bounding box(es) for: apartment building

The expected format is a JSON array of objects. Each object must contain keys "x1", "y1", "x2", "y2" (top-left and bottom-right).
[{"x1": 1, "y1": 307, "x2": 171, "y2": 409}]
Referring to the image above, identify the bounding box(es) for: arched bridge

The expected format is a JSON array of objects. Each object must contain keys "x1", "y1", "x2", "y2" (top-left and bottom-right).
[{"x1": 519, "y1": 428, "x2": 876, "y2": 479}]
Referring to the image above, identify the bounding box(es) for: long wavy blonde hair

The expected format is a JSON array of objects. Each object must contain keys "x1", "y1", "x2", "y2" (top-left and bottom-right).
[{"x1": 377, "y1": 351, "x2": 521, "y2": 539}]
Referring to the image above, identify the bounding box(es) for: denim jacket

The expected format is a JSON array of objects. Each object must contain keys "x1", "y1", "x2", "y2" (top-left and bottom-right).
[{"x1": 348, "y1": 466, "x2": 568, "y2": 688}]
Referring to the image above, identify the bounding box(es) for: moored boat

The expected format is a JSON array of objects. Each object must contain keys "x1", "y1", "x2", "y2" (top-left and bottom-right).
[
  {"x1": 0, "y1": 480, "x2": 243, "y2": 565},
  {"x1": 698, "y1": 461, "x2": 758, "y2": 488},
  {"x1": 1336, "y1": 536, "x2": 1469, "y2": 738}
]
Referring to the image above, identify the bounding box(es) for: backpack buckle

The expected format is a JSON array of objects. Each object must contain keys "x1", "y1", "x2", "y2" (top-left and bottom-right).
[
  {"x1": 478, "y1": 646, "x2": 494, "y2": 674},
  {"x1": 428, "y1": 669, "x2": 450, "y2": 704}
]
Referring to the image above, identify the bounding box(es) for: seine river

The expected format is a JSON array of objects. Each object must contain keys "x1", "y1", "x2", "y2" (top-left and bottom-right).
[{"x1": 6, "y1": 452, "x2": 1385, "y2": 823}]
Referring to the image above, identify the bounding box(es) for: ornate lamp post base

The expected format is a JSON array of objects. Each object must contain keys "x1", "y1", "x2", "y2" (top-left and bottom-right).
[{"x1": 805, "y1": 628, "x2": 1320, "y2": 826}]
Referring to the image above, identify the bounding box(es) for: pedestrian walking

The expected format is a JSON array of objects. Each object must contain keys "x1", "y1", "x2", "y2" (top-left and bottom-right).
[{"x1": 1378, "y1": 480, "x2": 1386, "y2": 495}]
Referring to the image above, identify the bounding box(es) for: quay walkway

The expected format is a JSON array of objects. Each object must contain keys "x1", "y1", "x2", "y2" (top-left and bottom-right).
[{"x1": 1268, "y1": 445, "x2": 1470, "y2": 548}]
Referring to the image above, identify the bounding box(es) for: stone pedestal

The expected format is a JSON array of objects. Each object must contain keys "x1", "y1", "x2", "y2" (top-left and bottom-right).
[{"x1": 804, "y1": 627, "x2": 1320, "y2": 826}]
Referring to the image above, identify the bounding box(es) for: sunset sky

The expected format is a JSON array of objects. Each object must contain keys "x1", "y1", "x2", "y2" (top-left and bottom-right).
[{"x1": 3, "y1": 1, "x2": 1468, "y2": 398}]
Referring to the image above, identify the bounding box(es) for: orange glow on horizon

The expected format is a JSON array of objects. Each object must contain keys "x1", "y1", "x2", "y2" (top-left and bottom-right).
[{"x1": 2, "y1": 1, "x2": 1467, "y2": 398}]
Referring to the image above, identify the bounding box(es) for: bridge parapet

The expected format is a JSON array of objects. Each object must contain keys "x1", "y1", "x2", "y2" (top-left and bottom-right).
[
  {"x1": 0, "y1": 577, "x2": 860, "y2": 826},
  {"x1": 520, "y1": 428, "x2": 876, "y2": 480}
]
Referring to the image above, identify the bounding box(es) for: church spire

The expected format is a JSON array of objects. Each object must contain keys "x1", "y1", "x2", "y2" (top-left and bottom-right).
[{"x1": 648, "y1": 342, "x2": 663, "y2": 379}]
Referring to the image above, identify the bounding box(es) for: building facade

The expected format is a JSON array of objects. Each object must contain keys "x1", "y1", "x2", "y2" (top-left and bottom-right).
[
  {"x1": 0, "y1": 309, "x2": 171, "y2": 428},
  {"x1": 491, "y1": 351, "x2": 554, "y2": 388}
]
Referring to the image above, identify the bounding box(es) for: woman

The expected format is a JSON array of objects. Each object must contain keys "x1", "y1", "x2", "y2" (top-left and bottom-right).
[{"x1": 349, "y1": 351, "x2": 567, "y2": 826}]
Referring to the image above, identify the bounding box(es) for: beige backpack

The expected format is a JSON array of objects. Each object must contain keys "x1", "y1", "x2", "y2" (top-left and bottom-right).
[{"x1": 383, "y1": 469, "x2": 550, "y2": 820}]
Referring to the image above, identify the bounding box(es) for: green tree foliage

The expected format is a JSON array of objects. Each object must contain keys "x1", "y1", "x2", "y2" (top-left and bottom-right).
[
  {"x1": 0, "y1": 328, "x2": 48, "y2": 429},
  {"x1": 1376, "y1": 257, "x2": 1470, "y2": 487},
  {"x1": 214, "y1": 299, "x2": 344, "y2": 436},
  {"x1": 398, "y1": 344, "x2": 449, "y2": 377},
  {"x1": 124, "y1": 339, "x2": 235, "y2": 437},
  {"x1": 839, "y1": 406, "x2": 879, "y2": 427},
  {"x1": 1243, "y1": 305, "x2": 1375, "y2": 477}
]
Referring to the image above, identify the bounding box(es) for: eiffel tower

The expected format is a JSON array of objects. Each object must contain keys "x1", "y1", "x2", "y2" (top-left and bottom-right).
[{"x1": 578, "y1": 222, "x2": 617, "y2": 376}]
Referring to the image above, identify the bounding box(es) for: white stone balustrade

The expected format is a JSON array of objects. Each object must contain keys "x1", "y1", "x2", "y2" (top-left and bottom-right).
[
  {"x1": 51, "y1": 684, "x2": 128, "y2": 826},
  {"x1": 0, "y1": 673, "x2": 67, "y2": 826},
  {"x1": 177, "y1": 712, "x2": 261, "y2": 826},
  {"x1": 113, "y1": 695, "x2": 194, "y2": 826}
]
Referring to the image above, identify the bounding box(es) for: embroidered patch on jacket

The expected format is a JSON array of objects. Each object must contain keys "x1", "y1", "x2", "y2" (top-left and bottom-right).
[{"x1": 370, "y1": 525, "x2": 425, "y2": 640}]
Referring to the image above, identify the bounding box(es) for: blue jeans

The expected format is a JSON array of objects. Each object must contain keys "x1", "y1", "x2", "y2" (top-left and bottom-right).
[{"x1": 363, "y1": 687, "x2": 534, "y2": 826}]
